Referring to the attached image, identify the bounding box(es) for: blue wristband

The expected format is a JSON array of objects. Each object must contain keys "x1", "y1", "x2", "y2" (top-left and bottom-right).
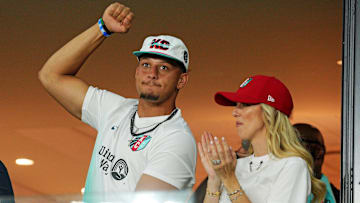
[{"x1": 98, "y1": 18, "x2": 112, "y2": 37}]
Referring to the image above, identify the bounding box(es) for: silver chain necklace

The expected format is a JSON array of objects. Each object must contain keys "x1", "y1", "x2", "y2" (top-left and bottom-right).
[
  {"x1": 249, "y1": 160, "x2": 264, "y2": 172},
  {"x1": 130, "y1": 108, "x2": 178, "y2": 137},
  {"x1": 132, "y1": 122, "x2": 160, "y2": 133}
]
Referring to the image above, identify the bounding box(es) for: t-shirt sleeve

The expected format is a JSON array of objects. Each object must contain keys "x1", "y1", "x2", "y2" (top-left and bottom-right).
[
  {"x1": 142, "y1": 129, "x2": 197, "y2": 190},
  {"x1": 267, "y1": 158, "x2": 311, "y2": 203},
  {"x1": 81, "y1": 86, "x2": 127, "y2": 130}
]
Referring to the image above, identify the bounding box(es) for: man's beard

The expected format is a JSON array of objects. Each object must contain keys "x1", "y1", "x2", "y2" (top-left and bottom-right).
[{"x1": 140, "y1": 93, "x2": 159, "y2": 101}]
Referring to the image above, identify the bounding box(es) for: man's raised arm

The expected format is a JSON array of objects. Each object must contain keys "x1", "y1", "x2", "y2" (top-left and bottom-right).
[{"x1": 38, "y1": 3, "x2": 134, "y2": 119}]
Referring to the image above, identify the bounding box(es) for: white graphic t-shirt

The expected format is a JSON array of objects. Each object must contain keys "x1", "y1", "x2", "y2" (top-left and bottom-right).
[{"x1": 81, "y1": 86, "x2": 196, "y2": 202}]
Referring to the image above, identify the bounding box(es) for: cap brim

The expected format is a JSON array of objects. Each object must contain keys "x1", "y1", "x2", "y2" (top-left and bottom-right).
[
  {"x1": 133, "y1": 51, "x2": 183, "y2": 65},
  {"x1": 215, "y1": 91, "x2": 259, "y2": 106},
  {"x1": 215, "y1": 92, "x2": 239, "y2": 106}
]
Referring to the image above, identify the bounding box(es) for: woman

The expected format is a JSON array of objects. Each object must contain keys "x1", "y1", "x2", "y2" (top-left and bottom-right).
[{"x1": 198, "y1": 75, "x2": 326, "y2": 203}]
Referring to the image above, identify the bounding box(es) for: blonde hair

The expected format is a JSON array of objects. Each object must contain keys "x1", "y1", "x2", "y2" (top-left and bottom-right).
[{"x1": 258, "y1": 103, "x2": 326, "y2": 202}]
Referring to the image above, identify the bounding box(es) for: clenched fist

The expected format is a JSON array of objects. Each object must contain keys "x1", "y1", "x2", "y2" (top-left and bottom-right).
[{"x1": 102, "y1": 3, "x2": 134, "y2": 33}]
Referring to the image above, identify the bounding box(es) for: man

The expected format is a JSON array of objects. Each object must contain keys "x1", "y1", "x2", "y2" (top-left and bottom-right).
[
  {"x1": 294, "y1": 123, "x2": 339, "y2": 203},
  {"x1": 38, "y1": 2, "x2": 196, "y2": 202}
]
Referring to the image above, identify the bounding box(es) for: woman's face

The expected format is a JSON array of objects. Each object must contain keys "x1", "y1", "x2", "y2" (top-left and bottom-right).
[{"x1": 232, "y1": 103, "x2": 266, "y2": 141}]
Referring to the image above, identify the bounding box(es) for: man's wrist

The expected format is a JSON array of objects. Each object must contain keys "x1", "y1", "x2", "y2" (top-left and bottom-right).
[{"x1": 98, "y1": 18, "x2": 113, "y2": 37}]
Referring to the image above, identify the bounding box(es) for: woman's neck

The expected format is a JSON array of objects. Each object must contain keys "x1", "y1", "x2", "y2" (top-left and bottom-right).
[{"x1": 251, "y1": 127, "x2": 268, "y2": 157}]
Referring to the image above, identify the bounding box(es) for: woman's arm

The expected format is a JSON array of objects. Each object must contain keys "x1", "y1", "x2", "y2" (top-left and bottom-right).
[
  {"x1": 198, "y1": 133, "x2": 221, "y2": 203},
  {"x1": 206, "y1": 133, "x2": 252, "y2": 203}
]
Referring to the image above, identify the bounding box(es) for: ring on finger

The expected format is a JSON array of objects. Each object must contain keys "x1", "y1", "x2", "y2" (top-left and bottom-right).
[{"x1": 212, "y1": 159, "x2": 221, "y2": 165}]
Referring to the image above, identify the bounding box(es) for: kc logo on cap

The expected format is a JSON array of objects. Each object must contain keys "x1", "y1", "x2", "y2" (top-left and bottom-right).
[
  {"x1": 149, "y1": 39, "x2": 170, "y2": 50},
  {"x1": 133, "y1": 35, "x2": 190, "y2": 72}
]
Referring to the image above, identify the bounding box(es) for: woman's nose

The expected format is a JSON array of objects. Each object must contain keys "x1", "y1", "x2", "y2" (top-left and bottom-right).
[{"x1": 232, "y1": 108, "x2": 241, "y2": 117}]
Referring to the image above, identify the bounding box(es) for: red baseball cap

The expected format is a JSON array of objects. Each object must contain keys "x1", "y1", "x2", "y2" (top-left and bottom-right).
[{"x1": 214, "y1": 75, "x2": 294, "y2": 117}]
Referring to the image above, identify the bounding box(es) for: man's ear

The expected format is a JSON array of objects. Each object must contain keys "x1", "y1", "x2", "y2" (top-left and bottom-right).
[{"x1": 177, "y1": 73, "x2": 189, "y2": 90}]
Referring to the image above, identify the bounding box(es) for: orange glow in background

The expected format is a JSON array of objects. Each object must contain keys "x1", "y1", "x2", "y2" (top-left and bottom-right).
[{"x1": 0, "y1": 0, "x2": 342, "y2": 196}]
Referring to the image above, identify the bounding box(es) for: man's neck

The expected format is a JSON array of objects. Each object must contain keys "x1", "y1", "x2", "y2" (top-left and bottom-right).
[{"x1": 137, "y1": 99, "x2": 176, "y2": 117}]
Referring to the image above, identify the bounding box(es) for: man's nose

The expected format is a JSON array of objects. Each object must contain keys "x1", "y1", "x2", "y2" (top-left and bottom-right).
[{"x1": 147, "y1": 66, "x2": 158, "y2": 79}]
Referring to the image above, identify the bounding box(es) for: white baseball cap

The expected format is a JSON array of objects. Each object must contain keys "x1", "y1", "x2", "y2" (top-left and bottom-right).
[{"x1": 133, "y1": 35, "x2": 189, "y2": 72}]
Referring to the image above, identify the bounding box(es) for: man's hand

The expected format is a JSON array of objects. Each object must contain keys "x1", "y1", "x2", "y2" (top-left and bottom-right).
[{"x1": 102, "y1": 3, "x2": 134, "y2": 33}]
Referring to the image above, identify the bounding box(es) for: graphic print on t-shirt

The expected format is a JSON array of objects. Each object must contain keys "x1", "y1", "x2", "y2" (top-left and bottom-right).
[
  {"x1": 98, "y1": 145, "x2": 128, "y2": 180},
  {"x1": 111, "y1": 159, "x2": 128, "y2": 180},
  {"x1": 129, "y1": 135, "x2": 152, "y2": 151}
]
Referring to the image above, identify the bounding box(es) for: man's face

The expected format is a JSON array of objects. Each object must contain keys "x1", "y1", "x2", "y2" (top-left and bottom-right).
[{"x1": 135, "y1": 56, "x2": 188, "y2": 104}]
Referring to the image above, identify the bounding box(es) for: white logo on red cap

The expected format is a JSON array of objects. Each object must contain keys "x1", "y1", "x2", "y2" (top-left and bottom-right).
[{"x1": 267, "y1": 95, "x2": 275, "y2": 102}]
